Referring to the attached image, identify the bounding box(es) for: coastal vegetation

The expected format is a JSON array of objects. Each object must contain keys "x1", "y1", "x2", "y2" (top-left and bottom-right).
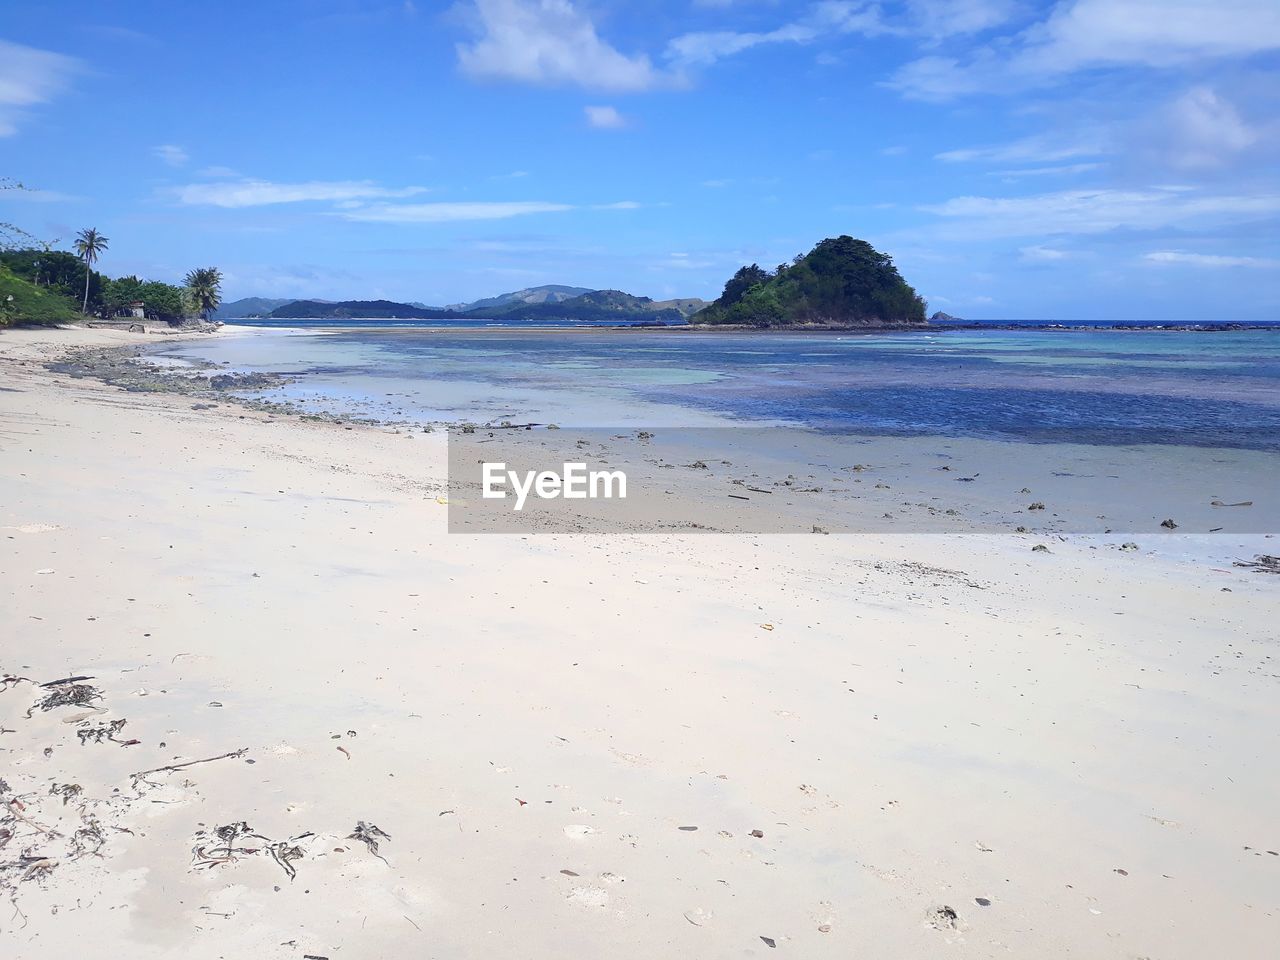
[
  {"x1": 691, "y1": 236, "x2": 926, "y2": 327},
  {"x1": 1, "y1": 177, "x2": 221, "y2": 328},
  {"x1": 73, "y1": 228, "x2": 109, "y2": 313},
  {"x1": 184, "y1": 267, "x2": 224, "y2": 321}
]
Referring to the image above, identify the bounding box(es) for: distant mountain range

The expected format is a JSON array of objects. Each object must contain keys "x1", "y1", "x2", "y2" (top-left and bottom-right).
[{"x1": 216, "y1": 284, "x2": 708, "y2": 324}]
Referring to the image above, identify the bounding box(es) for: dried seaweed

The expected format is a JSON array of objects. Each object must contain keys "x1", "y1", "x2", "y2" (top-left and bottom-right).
[
  {"x1": 49, "y1": 783, "x2": 82, "y2": 806},
  {"x1": 25, "y1": 682, "x2": 103, "y2": 718},
  {"x1": 77, "y1": 718, "x2": 127, "y2": 745},
  {"x1": 1235, "y1": 554, "x2": 1280, "y2": 574},
  {"x1": 191, "y1": 823, "x2": 315, "y2": 880},
  {"x1": 347, "y1": 821, "x2": 391, "y2": 863},
  {"x1": 191, "y1": 821, "x2": 268, "y2": 869}
]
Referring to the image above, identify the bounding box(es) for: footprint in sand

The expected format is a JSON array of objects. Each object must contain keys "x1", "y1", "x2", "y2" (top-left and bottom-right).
[
  {"x1": 3, "y1": 523, "x2": 62, "y2": 534},
  {"x1": 564, "y1": 824, "x2": 596, "y2": 840}
]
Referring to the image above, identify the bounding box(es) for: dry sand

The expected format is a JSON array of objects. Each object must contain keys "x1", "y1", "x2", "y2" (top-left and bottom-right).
[{"x1": 2, "y1": 325, "x2": 1278, "y2": 959}]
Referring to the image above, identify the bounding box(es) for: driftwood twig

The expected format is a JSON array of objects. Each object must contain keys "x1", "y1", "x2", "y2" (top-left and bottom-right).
[{"x1": 130, "y1": 749, "x2": 247, "y2": 781}]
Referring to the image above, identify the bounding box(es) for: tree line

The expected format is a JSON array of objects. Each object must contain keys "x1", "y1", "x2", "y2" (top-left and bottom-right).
[{"x1": 2, "y1": 178, "x2": 222, "y2": 325}]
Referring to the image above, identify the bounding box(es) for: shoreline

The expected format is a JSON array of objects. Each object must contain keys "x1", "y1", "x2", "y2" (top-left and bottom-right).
[
  {"x1": 3, "y1": 325, "x2": 1278, "y2": 959},
  {"x1": 45, "y1": 325, "x2": 1280, "y2": 536},
  {"x1": 213, "y1": 319, "x2": 1280, "y2": 333}
]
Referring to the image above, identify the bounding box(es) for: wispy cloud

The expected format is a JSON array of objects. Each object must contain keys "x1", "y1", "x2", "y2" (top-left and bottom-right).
[
  {"x1": 154, "y1": 144, "x2": 189, "y2": 167},
  {"x1": 990, "y1": 162, "x2": 1106, "y2": 179},
  {"x1": 0, "y1": 40, "x2": 80, "y2": 136},
  {"x1": 936, "y1": 135, "x2": 1105, "y2": 165},
  {"x1": 173, "y1": 179, "x2": 429, "y2": 208},
  {"x1": 339, "y1": 201, "x2": 573, "y2": 223},
  {"x1": 890, "y1": 0, "x2": 1280, "y2": 100},
  {"x1": 584, "y1": 104, "x2": 626, "y2": 129},
  {"x1": 1144, "y1": 250, "x2": 1280, "y2": 268},
  {"x1": 1019, "y1": 244, "x2": 1076, "y2": 262},
  {"x1": 456, "y1": 0, "x2": 670, "y2": 91},
  {"x1": 919, "y1": 187, "x2": 1280, "y2": 238},
  {"x1": 666, "y1": 2, "x2": 886, "y2": 67},
  {"x1": 1151, "y1": 86, "x2": 1260, "y2": 170}
]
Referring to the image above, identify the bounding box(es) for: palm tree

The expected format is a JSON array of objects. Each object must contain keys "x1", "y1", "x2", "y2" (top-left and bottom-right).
[
  {"x1": 73, "y1": 228, "x2": 109, "y2": 314},
  {"x1": 184, "y1": 267, "x2": 223, "y2": 321}
]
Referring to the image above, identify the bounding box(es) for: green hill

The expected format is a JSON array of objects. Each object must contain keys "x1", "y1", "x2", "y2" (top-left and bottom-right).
[
  {"x1": 0, "y1": 265, "x2": 81, "y2": 327},
  {"x1": 691, "y1": 236, "x2": 926, "y2": 328},
  {"x1": 269, "y1": 299, "x2": 453, "y2": 319},
  {"x1": 213, "y1": 297, "x2": 297, "y2": 319},
  {"x1": 493, "y1": 289, "x2": 690, "y2": 323}
]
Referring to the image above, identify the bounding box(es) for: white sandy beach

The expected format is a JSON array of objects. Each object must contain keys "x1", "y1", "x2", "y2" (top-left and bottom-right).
[{"x1": 2, "y1": 326, "x2": 1278, "y2": 959}]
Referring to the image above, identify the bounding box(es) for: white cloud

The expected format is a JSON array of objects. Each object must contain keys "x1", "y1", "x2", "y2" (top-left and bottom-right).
[
  {"x1": 890, "y1": 0, "x2": 1280, "y2": 100},
  {"x1": 593, "y1": 200, "x2": 640, "y2": 209},
  {"x1": 919, "y1": 187, "x2": 1280, "y2": 238},
  {"x1": 1020, "y1": 244, "x2": 1074, "y2": 261},
  {"x1": 154, "y1": 144, "x2": 189, "y2": 167},
  {"x1": 584, "y1": 104, "x2": 626, "y2": 129},
  {"x1": 936, "y1": 134, "x2": 1105, "y2": 164},
  {"x1": 667, "y1": 2, "x2": 886, "y2": 66},
  {"x1": 1157, "y1": 86, "x2": 1259, "y2": 170},
  {"x1": 340, "y1": 201, "x2": 573, "y2": 223},
  {"x1": 456, "y1": 0, "x2": 667, "y2": 91},
  {"x1": 0, "y1": 40, "x2": 79, "y2": 136},
  {"x1": 991, "y1": 162, "x2": 1105, "y2": 178},
  {"x1": 906, "y1": 0, "x2": 1021, "y2": 40},
  {"x1": 1144, "y1": 250, "x2": 1280, "y2": 268},
  {"x1": 174, "y1": 180, "x2": 429, "y2": 208}
]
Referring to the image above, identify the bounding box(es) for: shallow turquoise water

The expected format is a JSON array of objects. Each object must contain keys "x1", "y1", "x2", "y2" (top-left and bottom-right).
[{"x1": 153, "y1": 327, "x2": 1280, "y2": 450}]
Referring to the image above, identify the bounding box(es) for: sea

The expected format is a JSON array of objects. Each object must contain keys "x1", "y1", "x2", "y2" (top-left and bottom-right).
[{"x1": 147, "y1": 320, "x2": 1280, "y2": 452}]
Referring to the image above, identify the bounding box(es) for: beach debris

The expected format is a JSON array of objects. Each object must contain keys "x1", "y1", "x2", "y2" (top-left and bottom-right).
[
  {"x1": 927, "y1": 905, "x2": 960, "y2": 930},
  {"x1": 975, "y1": 897, "x2": 992, "y2": 906},
  {"x1": 192, "y1": 821, "x2": 268, "y2": 870},
  {"x1": 812, "y1": 525, "x2": 829, "y2": 534},
  {"x1": 1031, "y1": 544, "x2": 1050, "y2": 553},
  {"x1": 760, "y1": 623, "x2": 774, "y2": 631},
  {"x1": 49, "y1": 783, "x2": 82, "y2": 806},
  {"x1": 760, "y1": 936, "x2": 777, "y2": 948},
  {"x1": 683, "y1": 907, "x2": 713, "y2": 926},
  {"x1": 264, "y1": 835, "x2": 312, "y2": 880},
  {"x1": 818, "y1": 923, "x2": 832, "y2": 933},
  {"x1": 347, "y1": 821, "x2": 391, "y2": 863},
  {"x1": 1114, "y1": 868, "x2": 1129, "y2": 876},
  {"x1": 678, "y1": 825, "x2": 698, "y2": 832},
  {"x1": 1027, "y1": 502, "x2": 1045, "y2": 511},
  {"x1": 1160, "y1": 518, "x2": 1178, "y2": 529},
  {"x1": 1119, "y1": 542, "x2": 1139, "y2": 551},
  {"x1": 1234, "y1": 555, "x2": 1280, "y2": 574},
  {"x1": 749, "y1": 829, "x2": 765, "y2": 838},
  {"x1": 560, "y1": 869, "x2": 580, "y2": 877},
  {"x1": 77, "y1": 718, "x2": 127, "y2": 745},
  {"x1": 130, "y1": 748, "x2": 248, "y2": 783},
  {"x1": 1211, "y1": 500, "x2": 1253, "y2": 507},
  {"x1": 25, "y1": 680, "x2": 104, "y2": 718}
]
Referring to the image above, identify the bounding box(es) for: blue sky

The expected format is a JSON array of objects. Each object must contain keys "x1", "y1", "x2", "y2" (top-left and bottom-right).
[{"x1": 2, "y1": 0, "x2": 1278, "y2": 318}]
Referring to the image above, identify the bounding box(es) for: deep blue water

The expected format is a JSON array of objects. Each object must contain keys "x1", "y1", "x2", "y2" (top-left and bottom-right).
[{"x1": 156, "y1": 327, "x2": 1280, "y2": 450}]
